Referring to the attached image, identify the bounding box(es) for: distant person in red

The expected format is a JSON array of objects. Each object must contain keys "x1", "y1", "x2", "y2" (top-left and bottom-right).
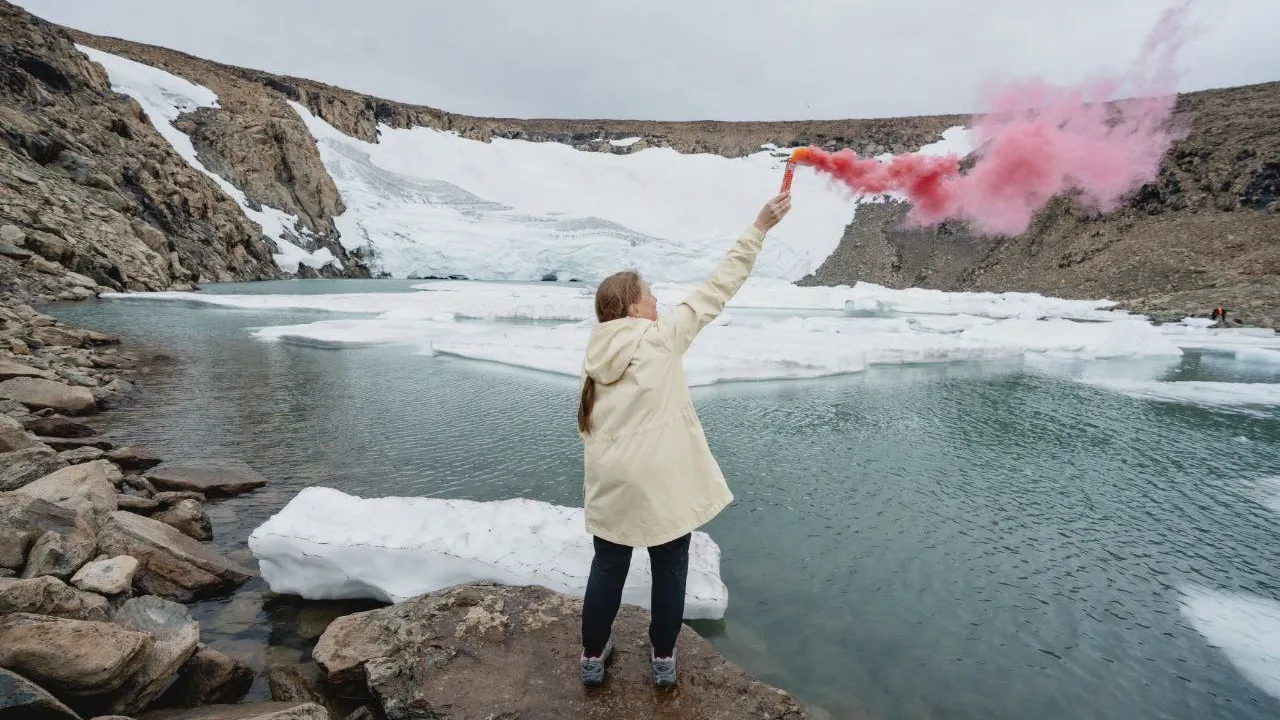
[{"x1": 1211, "y1": 307, "x2": 1229, "y2": 325}]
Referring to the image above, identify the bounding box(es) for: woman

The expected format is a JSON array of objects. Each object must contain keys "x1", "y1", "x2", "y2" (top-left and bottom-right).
[{"x1": 576, "y1": 192, "x2": 792, "y2": 687}]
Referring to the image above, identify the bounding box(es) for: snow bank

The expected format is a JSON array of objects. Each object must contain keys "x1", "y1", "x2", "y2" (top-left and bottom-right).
[
  {"x1": 1181, "y1": 586, "x2": 1280, "y2": 701},
  {"x1": 1083, "y1": 380, "x2": 1280, "y2": 415},
  {"x1": 248, "y1": 487, "x2": 729, "y2": 619},
  {"x1": 78, "y1": 46, "x2": 337, "y2": 273},
  {"x1": 287, "y1": 100, "x2": 958, "y2": 282}
]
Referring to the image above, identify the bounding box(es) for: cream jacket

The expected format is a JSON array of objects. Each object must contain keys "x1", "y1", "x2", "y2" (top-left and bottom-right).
[{"x1": 579, "y1": 225, "x2": 765, "y2": 547}]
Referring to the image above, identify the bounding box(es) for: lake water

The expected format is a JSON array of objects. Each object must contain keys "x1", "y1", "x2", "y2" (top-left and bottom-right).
[{"x1": 47, "y1": 281, "x2": 1280, "y2": 720}]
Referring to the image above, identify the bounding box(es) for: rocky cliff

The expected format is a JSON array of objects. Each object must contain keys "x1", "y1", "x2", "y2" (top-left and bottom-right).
[
  {"x1": 0, "y1": 1, "x2": 287, "y2": 299},
  {"x1": 797, "y1": 82, "x2": 1280, "y2": 326}
]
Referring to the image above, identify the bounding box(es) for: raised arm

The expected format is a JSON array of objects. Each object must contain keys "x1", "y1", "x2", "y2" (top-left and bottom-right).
[{"x1": 657, "y1": 193, "x2": 791, "y2": 354}]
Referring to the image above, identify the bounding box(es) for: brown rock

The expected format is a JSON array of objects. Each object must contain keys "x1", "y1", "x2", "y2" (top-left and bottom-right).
[
  {"x1": 0, "y1": 666, "x2": 83, "y2": 720},
  {"x1": 117, "y1": 494, "x2": 160, "y2": 512},
  {"x1": 0, "y1": 357, "x2": 57, "y2": 381},
  {"x1": 0, "y1": 413, "x2": 43, "y2": 452},
  {"x1": 23, "y1": 415, "x2": 97, "y2": 438},
  {"x1": 313, "y1": 583, "x2": 808, "y2": 720},
  {"x1": 266, "y1": 665, "x2": 323, "y2": 705},
  {"x1": 0, "y1": 613, "x2": 152, "y2": 697},
  {"x1": 96, "y1": 596, "x2": 201, "y2": 716},
  {"x1": 157, "y1": 647, "x2": 253, "y2": 708},
  {"x1": 146, "y1": 463, "x2": 268, "y2": 498},
  {"x1": 40, "y1": 436, "x2": 114, "y2": 452},
  {"x1": 0, "y1": 378, "x2": 97, "y2": 415},
  {"x1": 138, "y1": 701, "x2": 329, "y2": 720},
  {"x1": 71, "y1": 555, "x2": 139, "y2": 596},
  {"x1": 0, "y1": 575, "x2": 110, "y2": 621},
  {"x1": 107, "y1": 447, "x2": 163, "y2": 472},
  {"x1": 152, "y1": 491, "x2": 206, "y2": 505},
  {"x1": 60, "y1": 446, "x2": 107, "y2": 464},
  {"x1": 96, "y1": 511, "x2": 252, "y2": 602},
  {"x1": 0, "y1": 446, "x2": 68, "y2": 491},
  {"x1": 16, "y1": 460, "x2": 120, "y2": 525},
  {"x1": 31, "y1": 326, "x2": 88, "y2": 349},
  {"x1": 151, "y1": 500, "x2": 212, "y2": 541},
  {"x1": 0, "y1": 494, "x2": 96, "y2": 580}
]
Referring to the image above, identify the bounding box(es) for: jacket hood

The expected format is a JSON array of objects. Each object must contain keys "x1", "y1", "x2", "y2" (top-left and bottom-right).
[{"x1": 583, "y1": 317, "x2": 650, "y2": 385}]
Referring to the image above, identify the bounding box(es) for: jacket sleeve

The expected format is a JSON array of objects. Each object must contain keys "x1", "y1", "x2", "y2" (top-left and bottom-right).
[{"x1": 656, "y1": 225, "x2": 766, "y2": 355}]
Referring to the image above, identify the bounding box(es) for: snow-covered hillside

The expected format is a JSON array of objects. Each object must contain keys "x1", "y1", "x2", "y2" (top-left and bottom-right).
[{"x1": 80, "y1": 45, "x2": 977, "y2": 283}]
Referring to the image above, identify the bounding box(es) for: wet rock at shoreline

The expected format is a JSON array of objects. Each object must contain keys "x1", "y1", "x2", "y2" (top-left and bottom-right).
[
  {"x1": 0, "y1": 667, "x2": 82, "y2": 720},
  {"x1": 117, "y1": 495, "x2": 160, "y2": 512},
  {"x1": 156, "y1": 646, "x2": 253, "y2": 708},
  {"x1": 60, "y1": 446, "x2": 108, "y2": 464},
  {"x1": 0, "y1": 575, "x2": 110, "y2": 621},
  {"x1": 313, "y1": 583, "x2": 808, "y2": 720},
  {"x1": 98, "y1": 596, "x2": 200, "y2": 716},
  {"x1": 151, "y1": 500, "x2": 212, "y2": 542},
  {"x1": 24, "y1": 415, "x2": 97, "y2": 439},
  {"x1": 108, "y1": 447, "x2": 163, "y2": 473},
  {"x1": 0, "y1": 377, "x2": 97, "y2": 416},
  {"x1": 145, "y1": 463, "x2": 268, "y2": 498},
  {"x1": 96, "y1": 511, "x2": 252, "y2": 602},
  {"x1": 72, "y1": 556, "x2": 139, "y2": 596}
]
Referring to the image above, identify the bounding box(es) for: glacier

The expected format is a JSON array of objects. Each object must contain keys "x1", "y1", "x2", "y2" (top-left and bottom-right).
[{"x1": 248, "y1": 487, "x2": 730, "y2": 620}]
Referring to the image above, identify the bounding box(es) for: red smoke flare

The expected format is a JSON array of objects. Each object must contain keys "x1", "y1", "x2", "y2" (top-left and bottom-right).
[{"x1": 791, "y1": 3, "x2": 1193, "y2": 236}]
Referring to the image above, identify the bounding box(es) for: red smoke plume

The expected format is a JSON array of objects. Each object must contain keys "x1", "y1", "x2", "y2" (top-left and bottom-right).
[{"x1": 792, "y1": 3, "x2": 1193, "y2": 236}]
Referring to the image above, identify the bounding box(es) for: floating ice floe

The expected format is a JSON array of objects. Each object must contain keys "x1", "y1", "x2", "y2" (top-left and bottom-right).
[
  {"x1": 248, "y1": 487, "x2": 729, "y2": 619},
  {"x1": 1181, "y1": 586, "x2": 1280, "y2": 701}
]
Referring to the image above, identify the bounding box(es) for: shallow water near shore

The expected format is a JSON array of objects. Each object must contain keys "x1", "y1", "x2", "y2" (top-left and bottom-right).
[{"x1": 46, "y1": 281, "x2": 1280, "y2": 720}]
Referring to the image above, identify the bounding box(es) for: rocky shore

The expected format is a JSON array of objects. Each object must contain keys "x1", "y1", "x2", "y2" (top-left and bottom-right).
[{"x1": 0, "y1": 292, "x2": 815, "y2": 719}]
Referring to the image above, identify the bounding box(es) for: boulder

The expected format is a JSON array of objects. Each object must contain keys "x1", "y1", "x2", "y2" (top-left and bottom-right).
[
  {"x1": 265, "y1": 665, "x2": 323, "y2": 705},
  {"x1": 313, "y1": 583, "x2": 808, "y2": 720},
  {"x1": 0, "y1": 494, "x2": 96, "y2": 579},
  {"x1": 0, "y1": 357, "x2": 57, "y2": 381},
  {"x1": 31, "y1": 326, "x2": 88, "y2": 349},
  {"x1": 146, "y1": 463, "x2": 267, "y2": 498},
  {"x1": 96, "y1": 596, "x2": 200, "y2": 716},
  {"x1": 107, "y1": 447, "x2": 163, "y2": 472},
  {"x1": 0, "y1": 378, "x2": 97, "y2": 415},
  {"x1": 0, "y1": 666, "x2": 82, "y2": 720},
  {"x1": 138, "y1": 701, "x2": 329, "y2": 720},
  {"x1": 16, "y1": 461, "x2": 120, "y2": 525},
  {"x1": 60, "y1": 446, "x2": 107, "y2": 464},
  {"x1": 96, "y1": 512, "x2": 252, "y2": 602},
  {"x1": 152, "y1": 492, "x2": 204, "y2": 506},
  {"x1": 0, "y1": 575, "x2": 110, "y2": 621},
  {"x1": 40, "y1": 437, "x2": 114, "y2": 452},
  {"x1": 151, "y1": 500, "x2": 212, "y2": 541},
  {"x1": 0, "y1": 446, "x2": 67, "y2": 491},
  {"x1": 23, "y1": 416, "x2": 97, "y2": 439},
  {"x1": 117, "y1": 495, "x2": 160, "y2": 512},
  {"x1": 156, "y1": 647, "x2": 253, "y2": 708},
  {"x1": 0, "y1": 413, "x2": 43, "y2": 452},
  {"x1": 71, "y1": 556, "x2": 139, "y2": 596},
  {"x1": 0, "y1": 613, "x2": 152, "y2": 697}
]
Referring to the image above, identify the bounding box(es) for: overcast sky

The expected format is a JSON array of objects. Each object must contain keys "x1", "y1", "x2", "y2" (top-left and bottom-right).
[{"x1": 16, "y1": 0, "x2": 1280, "y2": 121}]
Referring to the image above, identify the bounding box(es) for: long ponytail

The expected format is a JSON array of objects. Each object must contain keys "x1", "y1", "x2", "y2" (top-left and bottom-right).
[
  {"x1": 578, "y1": 271, "x2": 644, "y2": 435},
  {"x1": 577, "y1": 376, "x2": 596, "y2": 434}
]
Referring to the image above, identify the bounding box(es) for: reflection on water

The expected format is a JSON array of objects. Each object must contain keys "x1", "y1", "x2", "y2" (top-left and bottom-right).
[{"x1": 46, "y1": 288, "x2": 1280, "y2": 720}]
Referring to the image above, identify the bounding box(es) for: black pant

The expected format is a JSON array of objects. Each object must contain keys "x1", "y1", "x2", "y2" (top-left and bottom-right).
[{"x1": 581, "y1": 533, "x2": 691, "y2": 659}]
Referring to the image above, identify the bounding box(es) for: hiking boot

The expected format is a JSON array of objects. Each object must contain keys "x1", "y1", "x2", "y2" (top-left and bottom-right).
[
  {"x1": 580, "y1": 639, "x2": 614, "y2": 687},
  {"x1": 651, "y1": 648, "x2": 677, "y2": 687}
]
